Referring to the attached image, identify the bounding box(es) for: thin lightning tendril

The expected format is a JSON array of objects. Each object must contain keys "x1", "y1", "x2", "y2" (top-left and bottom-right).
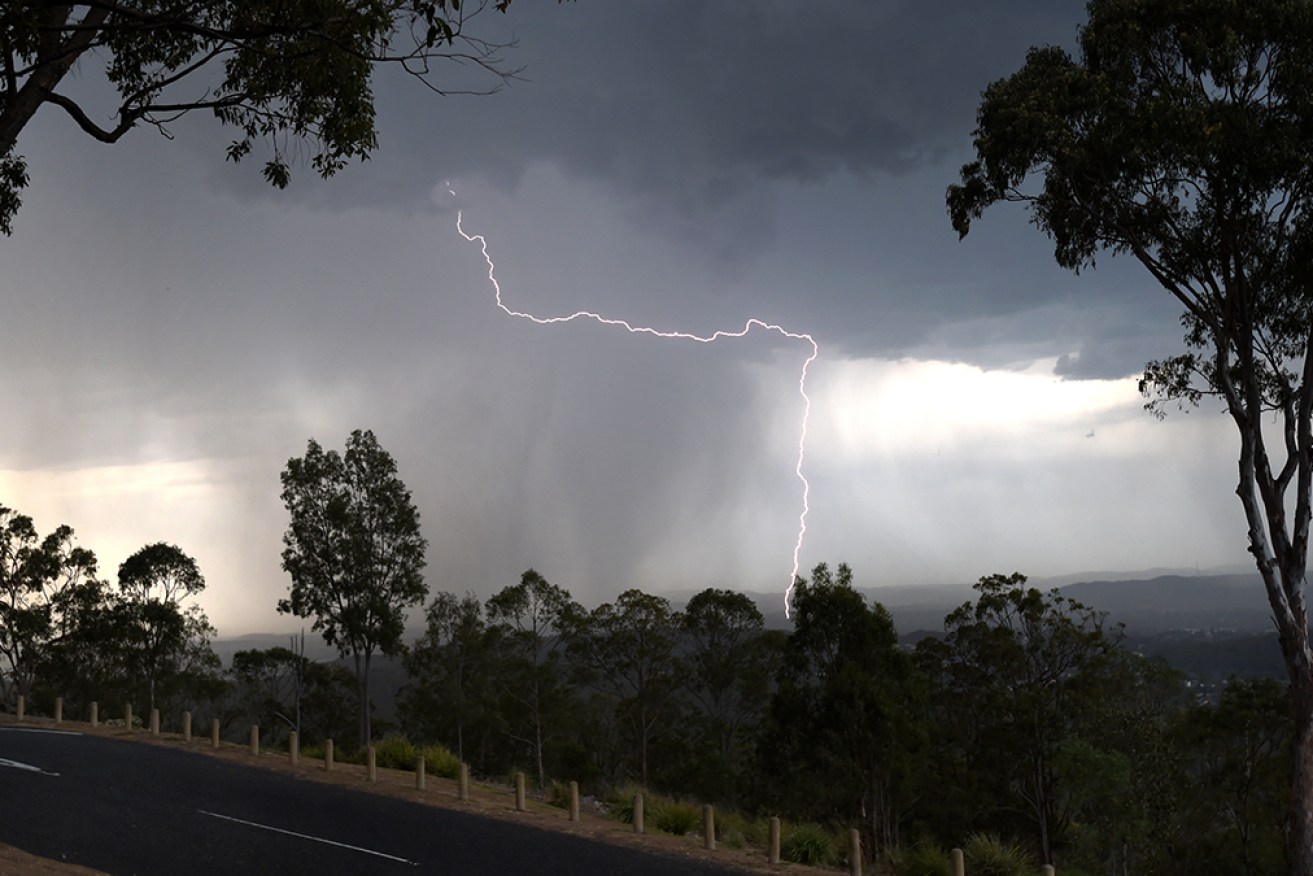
[{"x1": 452, "y1": 195, "x2": 818, "y2": 618}]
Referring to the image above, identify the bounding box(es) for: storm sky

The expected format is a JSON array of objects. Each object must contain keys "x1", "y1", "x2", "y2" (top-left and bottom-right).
[{"x1": 2, "y1": 1, "x2": 1253, "y2": 635}]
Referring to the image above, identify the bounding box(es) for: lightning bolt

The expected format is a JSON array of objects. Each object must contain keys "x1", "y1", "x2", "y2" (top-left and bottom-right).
[{"x1": 450, "y1": 190, "x2": 817, "y2": 617}]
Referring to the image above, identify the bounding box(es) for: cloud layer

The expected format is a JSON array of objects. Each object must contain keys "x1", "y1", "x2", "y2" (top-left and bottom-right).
[{"x1": 0, "y1": 1, "x2": 1253, "y2": 633}]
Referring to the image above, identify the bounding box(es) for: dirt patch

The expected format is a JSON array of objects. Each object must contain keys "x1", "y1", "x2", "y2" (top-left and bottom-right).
[
  {"x1": 0, "y1": 843, "x2": 108, "y2": 876},
  {"x1": 0, "y1": 715, "x2": 837, "y2": 875}
]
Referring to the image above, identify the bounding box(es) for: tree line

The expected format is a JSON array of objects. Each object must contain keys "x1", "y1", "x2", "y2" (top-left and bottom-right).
[
  {"x1": 0, "y1": 478, "x2": 1292, "y2": 874},
  {"x1": 397, "y1": 565, "x2": 1292, "y2": 876},
  {"x1": 0, "y1": 506, "x2": 222, "y2": 720}
]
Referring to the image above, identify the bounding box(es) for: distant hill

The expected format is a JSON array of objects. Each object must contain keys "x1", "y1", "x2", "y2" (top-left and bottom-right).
[
  {"x1": 670, "y1": 571, "x2": 1273, "y2": 635},
  {"x1": 210, "y1": 632, "x2": 339, "y2": 666},
  {"x1": 1060, "y1": 574, "x2": 1268, "y2": 632}
]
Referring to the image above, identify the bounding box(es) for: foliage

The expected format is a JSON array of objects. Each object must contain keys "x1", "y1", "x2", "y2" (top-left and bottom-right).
[
  {"x1": 652, "y1": 800, "x2": 700, "y2": 836},
  {"x1": 279, "y1": 428, "x2": 428, "y2": 748},
  {"x1": 947, "y1": 4, "x2": 1313, "y2": 867},
  {"x1": 605, "y1": 784, "x2": 641, "y2": 825},
  {"x1": 372, "y1": 734, "x2": 420, "y2": 771},
  {"x1": 760, "y1": 563, "x2": 924, "y2": 862},
  {"x1": 0, "y1": 505, "x2": 99, "y2": 709},
  {"x1": 1175, "y1": 678, "x2": 1291, "y2": 875},
  {"x1": 400, "y1": 590, "x2": 495, "y2": 765},
  {"x1": 118, "y1": 543, "x2": 204, "y2": 603},
  {"x1": 679, "y1": 588, "x2": 775, "y2": 803},
  {"x1": 914, "y1": 573, "x2": 1122, "y2": 862},
  {"x1": 715, "y1": 810, "x2": 757, "y2": 850},
  {"x1": 115, "y1": 543, "x2": 210, "y2": 713},
  {"x1": 0, "y1": 1, "x2": 525, "y2": 234},
  {"x1": 962, "y1": 833, "x2": 1036, "y2": 876},
  {"x1": 780, "y1": 822, "x2": 836, "y2": 866},
  {"x1": 231, "y1": 645, "x2": 355, "y2": 747},
  {"x1": 485, "y1": 570, "x2": 582, "y2": 786},
  {"x1": 893, "y1": 842, "x2": 953, "y2": 876},
  {"x1": 547, "y1": 780, "x2": 572, "y2": 809},
  {"x1": 1054, "y1": 652, "x2": 1195, "y2": 875},
  {"x1": 569, "y1": 589, "x2": 681, "y2": 787},
  {"x1": 422, "y1": 743, "x2": 463, "y2": 779}
]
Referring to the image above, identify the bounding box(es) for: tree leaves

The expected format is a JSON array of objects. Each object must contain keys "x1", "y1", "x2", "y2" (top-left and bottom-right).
[{"x1": 0, "y1": 1, "x2": 522, "y2": 233}]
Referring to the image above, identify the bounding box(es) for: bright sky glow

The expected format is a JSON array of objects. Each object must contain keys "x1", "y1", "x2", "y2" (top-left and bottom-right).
[{"x1": 814, "y1": 357, "x2": 1143, "y2": 458}]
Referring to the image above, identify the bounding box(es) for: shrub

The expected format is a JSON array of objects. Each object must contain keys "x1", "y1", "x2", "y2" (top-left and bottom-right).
[
  {"x1": 335, "y1": 746, "x2": 367, "y2": 765},
  {"x1": 372, "y1": 735, "x2": 418, "y2": 770},
  {"x1": 301, "y1": 743, "x2": 325, "y2": 761},
  {"x1": 652, "y1": 801, "x2": 700, "y2": 836},
  {"x1": 420, "y1": 744, "x2": 461, "y2": 779},
  {"x1": 716, "y1": 811, "x2": 755, "y2": 851},
  {"x1": 547, "y1": 781, "x2": 572, "y2": 809},
  {"x1": 963, "y1": 833, "x2": 1036, "y2": 876},
  {"x1": 894, "y1": 842, "x2": 953, "y2": 876},
  {"x1": 604, "y1": 784, "x2": 644, "y2": 824},
  {"x1": 782, "y1": 823, "x2": 836, "y2": 866}
]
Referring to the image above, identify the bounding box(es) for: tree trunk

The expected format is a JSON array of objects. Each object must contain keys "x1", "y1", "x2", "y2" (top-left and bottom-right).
[
  {"x1": 862, "y1": 771, "x2": 881, "y2": 866},
  {"x1": 1234, "y1": 458, "x2": 1312, "y2": 874},
  {"x1": 532, "y1": 676, "x2": 545, "y2": 787},
  {"x1": 353, "y1": 650, "x2": 372, "y2": 751},
  {"x1": 363, "y1": 650, "x2": 373, "y2": 749},
  {"x1": 1035, "y1": 749, "x2": 1052, "y2": 864},
  {"x1": 535, "y1": 714, "x2": 545, "y2": 788},
  {"x1": 638, "y1": 703, "x2": 649, "y2": 786}
]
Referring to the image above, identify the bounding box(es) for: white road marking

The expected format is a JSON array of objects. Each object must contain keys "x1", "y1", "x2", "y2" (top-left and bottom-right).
[
  {"x1": 0, "y1": 757, "x2": 59, "y2": 776},
  {"x1": 197, "y1": 810, "x2": 419, "y2": 866},
  {"x1": 0, "y1": 727, "x2": 82, "y2": 736}
]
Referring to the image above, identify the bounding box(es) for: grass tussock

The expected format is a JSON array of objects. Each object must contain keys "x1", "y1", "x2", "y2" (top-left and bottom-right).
[
  {"x1": 963, "y1": 833, "x2": 1036, "y2": 876},
  {"x1": 781, "y1": 822, "x2": 837, "y2": 866},
  {"x1": 604, "y1": 784, "x2": 644, "y2": 824},
  {"x1": 892, "y1": 841, "x2": 953, "y2": 876},
  {"x1": 652, "y1": 800, "x2": 701, "y2": 836}
]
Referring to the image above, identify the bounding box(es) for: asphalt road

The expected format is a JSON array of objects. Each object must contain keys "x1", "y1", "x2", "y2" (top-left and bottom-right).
[{"x1": 0, "y1": 727, "x2": 744, "y2": 875}]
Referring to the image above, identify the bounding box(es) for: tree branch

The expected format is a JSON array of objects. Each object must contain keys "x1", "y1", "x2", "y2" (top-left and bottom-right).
[{"x1": 42, "y1": 91, "x2": 138, "y2": 143}]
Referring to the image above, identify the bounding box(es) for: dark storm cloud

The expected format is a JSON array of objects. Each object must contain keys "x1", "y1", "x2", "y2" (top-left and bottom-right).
[
  {"x1": 165, "y1": 0, "x2": 1186, "y2": 380},
  {"x1": 203, "y1": 0, "x2": 1089, "y2": 223},
  {"x1": 13, "y1": 0, "x2": 1185, "y2": 395}
]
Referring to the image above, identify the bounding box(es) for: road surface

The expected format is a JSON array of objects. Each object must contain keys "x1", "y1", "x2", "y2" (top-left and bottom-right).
[{"x1": 0, "y1": 726, "x2": 747, "y2": 875}]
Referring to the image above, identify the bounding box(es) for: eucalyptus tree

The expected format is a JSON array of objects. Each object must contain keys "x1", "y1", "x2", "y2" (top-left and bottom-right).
[
  {"x1": 115, "y1": 542, "x2": 212, "y2": 714},
  {"x1": 915, "y1": 573, "x2": 1122, "y2": 864},
  {"x1": 231, "y1": 642, "x2": 354, "y2": 747},
  {"x1": 401, "y1": 590, "x2": 495, "y2": 762},
  {"x1": 761, "y1": 563, "x2": 923, "y2": 863},
  {"x1": 680, "y1": 587, "x2": 776, "y2": 798},
  {"x1": 947, "y1": 1, "x2": 1313, "y2": 867},
  {"x1": 0, "y1": 504, "x2": 98, "y2": 710},
  {"x1": 569, "y1": 589, "x2": 682, "y2": 787},
  {"x1": 278, "y1": 429, "x2": 428, "y2": 748},
  {"x1": 1188, "y1": 678, "x2": 1292, "y2": 876},
  {"x1": 485, "y1": 570, "x2": 581, "y2": 786},
  {"x1": 0, "y1": 1, "x2": 525, "y2": 234}
]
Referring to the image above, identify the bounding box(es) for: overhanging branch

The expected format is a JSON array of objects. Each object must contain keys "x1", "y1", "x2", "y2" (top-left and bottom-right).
[{"x1": 43, "y1": 91, "x2": 137, "y2": 142}]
